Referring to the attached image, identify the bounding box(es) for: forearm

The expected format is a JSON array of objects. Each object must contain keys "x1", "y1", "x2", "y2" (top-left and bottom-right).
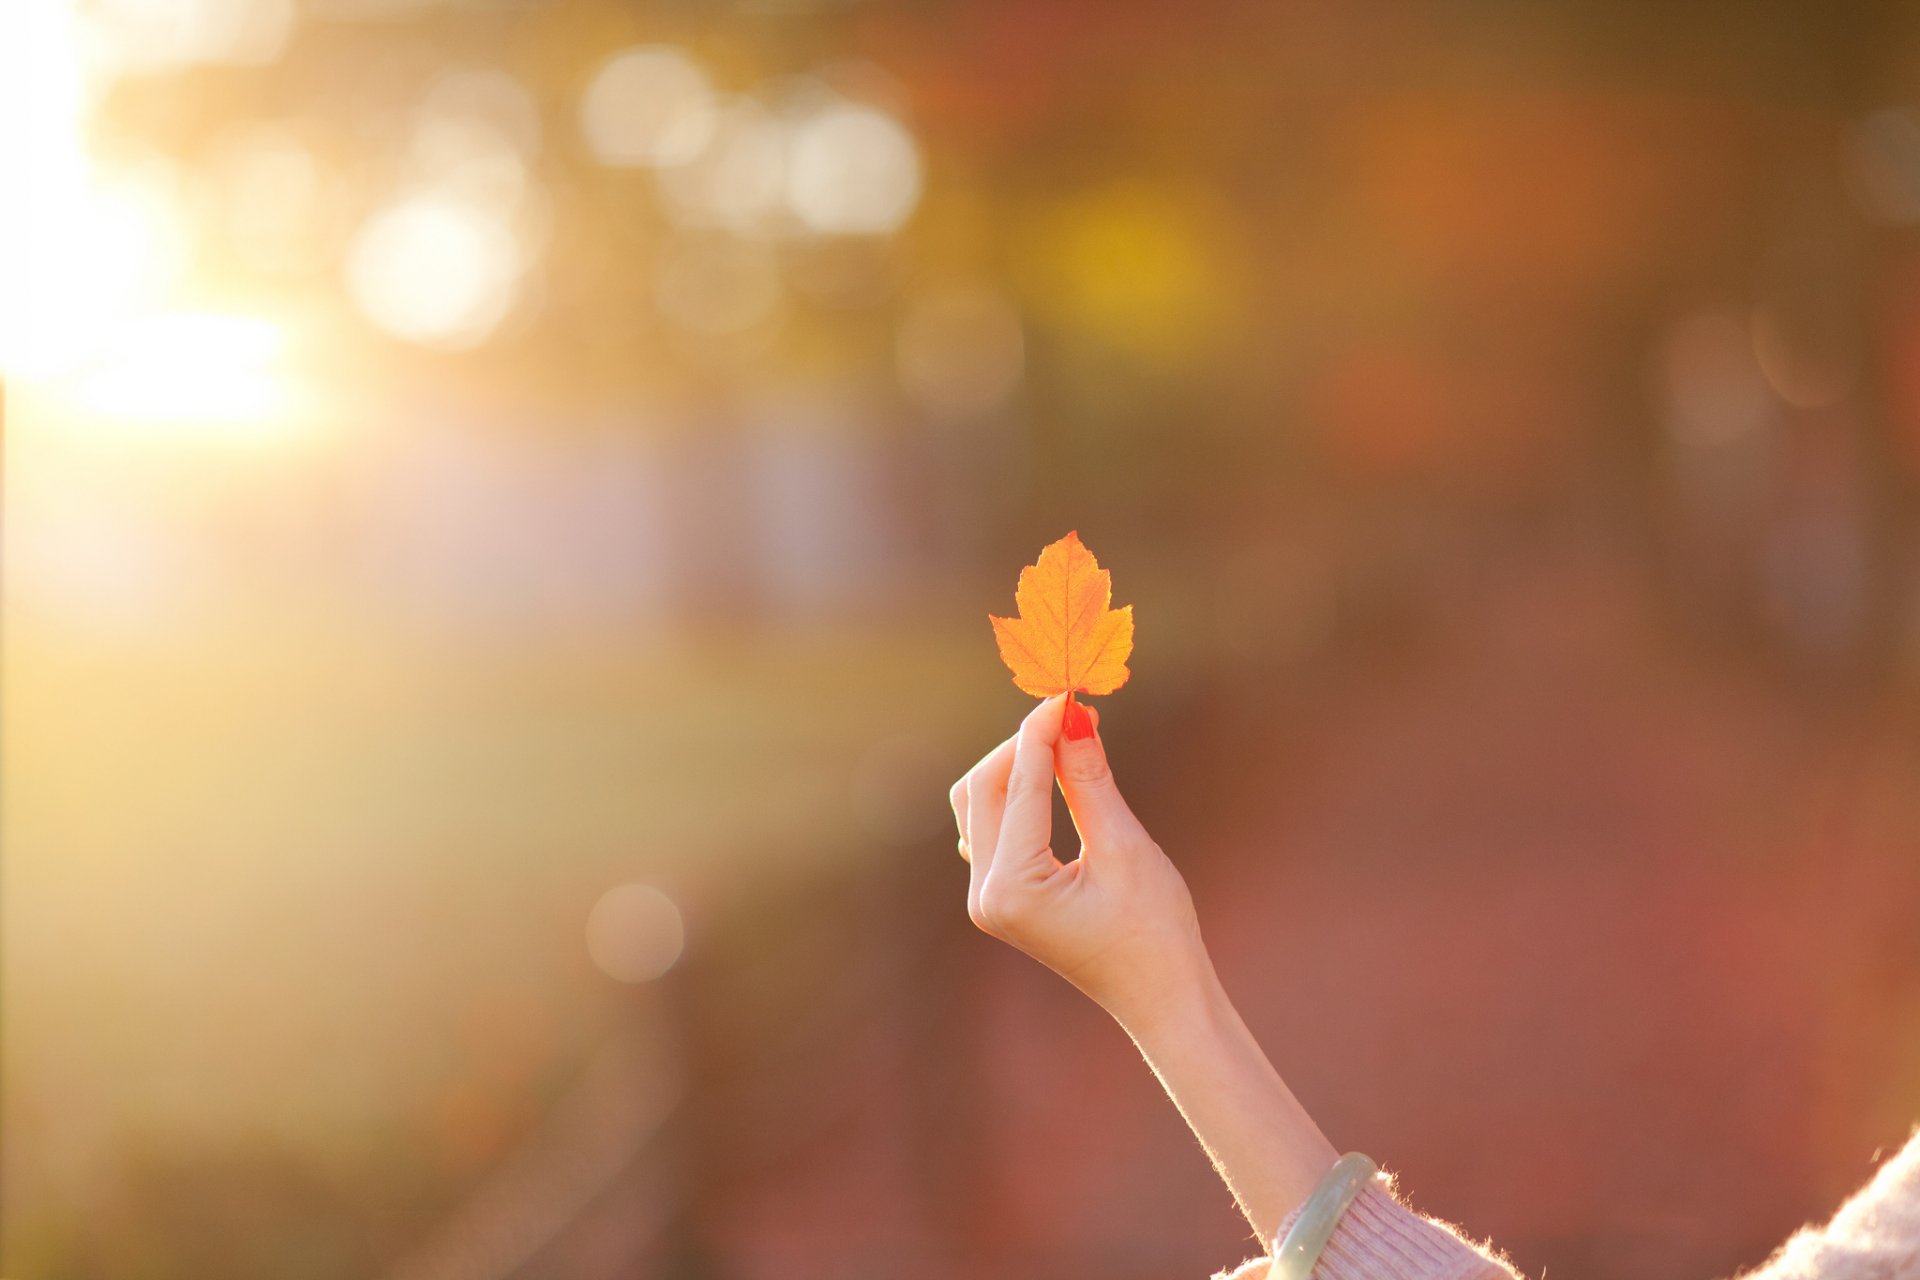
[
  {"x1": 948, "y1": 701, "x2": 1340, "y2": 1245},
  {"x1": 1112, "y1": 956, "x2": 1339, "y2": 1243}
]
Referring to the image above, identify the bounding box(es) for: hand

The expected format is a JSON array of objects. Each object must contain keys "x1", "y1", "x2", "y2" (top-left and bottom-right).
[
  {"x1": 948, "y1": 694, "x2": 1210, "y2": 1029},
  {"x1": 951, "y1": 695, "x2": 1339, "y2": 1242}
]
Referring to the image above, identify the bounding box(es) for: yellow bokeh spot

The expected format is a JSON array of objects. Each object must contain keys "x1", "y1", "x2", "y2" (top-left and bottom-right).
[{"x1": 1019, "y1": 180, "x2": 1238, "y2": 371}]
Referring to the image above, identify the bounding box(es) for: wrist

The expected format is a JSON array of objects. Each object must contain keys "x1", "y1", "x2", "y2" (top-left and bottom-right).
[{"x1": 1104, "y1": 942, "x2": 1231, "y2": 1047}]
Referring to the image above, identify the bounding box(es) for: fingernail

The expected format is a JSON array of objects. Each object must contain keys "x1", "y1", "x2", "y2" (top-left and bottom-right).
[{"x1": 1063, "y1": 698, "x2": 1094, "y2": 741}]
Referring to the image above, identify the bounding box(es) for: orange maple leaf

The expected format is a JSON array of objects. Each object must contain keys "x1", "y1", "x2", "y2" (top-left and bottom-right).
[{"x1": 989, "y1": 531, "x2": 1135, "y2": 702}]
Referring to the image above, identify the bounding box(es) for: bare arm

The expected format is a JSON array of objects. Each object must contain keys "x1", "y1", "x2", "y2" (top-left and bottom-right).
[
  {"x1": 952, "y1": 698, "x2": 1920, "y2": 1280},
  {"x1": 1120, "y1": 961, "x2": 1341, "y2": 1243},
  {"x1": 948, "y1": 694, "x2": 1338, "y2": 1241}
]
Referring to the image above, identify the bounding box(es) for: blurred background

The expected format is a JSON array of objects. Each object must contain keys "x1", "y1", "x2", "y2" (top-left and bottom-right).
[{"x1": 5, "y1": 0, "x2": 1920, "y2": 1277}]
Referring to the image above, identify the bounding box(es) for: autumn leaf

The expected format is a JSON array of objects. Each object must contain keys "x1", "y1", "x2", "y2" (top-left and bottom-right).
[{"x1": 989, "y1": 531, "x2": 1134, "y2": 704}]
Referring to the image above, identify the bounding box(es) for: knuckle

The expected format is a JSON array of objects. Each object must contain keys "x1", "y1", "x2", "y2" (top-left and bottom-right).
[
  {"x1": 1059, "y1": 752, "x2": 1113, "y2": 785},
  {"x1": 1009, "y1": 750, "x2": 1050, "y2": 792},
  {"x1": 948, "y1": 778, "x2": 968, "y2": 815},
  {"x1": 977, "y1": 880, "x2": 1031, "y2": 935}
]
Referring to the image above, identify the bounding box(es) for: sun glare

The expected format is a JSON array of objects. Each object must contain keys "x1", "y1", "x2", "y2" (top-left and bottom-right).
[
  {"x1": 0, "y1": 0, "x2": 308, "y2": 445},
  {"x1": 68, "y1": 311, "x2": 303, "y2": 439},
  {"x1": 0, "y1": 0, "x2": 97, "y2": 376}
]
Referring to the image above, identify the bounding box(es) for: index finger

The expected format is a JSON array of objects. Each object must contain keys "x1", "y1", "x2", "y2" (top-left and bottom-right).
[
  {"x1": 991, "y1": 694, "x2": 1069, "y2": 885},
  {"x1": 957, "y1": 731, "x2": 1017, "y2": 867}
]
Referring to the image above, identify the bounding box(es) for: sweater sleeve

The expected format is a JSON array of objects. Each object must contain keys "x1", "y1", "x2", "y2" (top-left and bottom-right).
[
  {"x1": 1212, "y1": 1127, "x2": 1920, "y2": 1280},
  {"x1": 1213, "y1": 1174, "x2": 1519, "y2": 1280},
  {"x1": 1734, "y1": 1127, "x2": 1920, "y2": 1280}
]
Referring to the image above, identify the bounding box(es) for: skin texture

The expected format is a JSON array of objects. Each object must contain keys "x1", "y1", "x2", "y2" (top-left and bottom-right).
[{"x1": 949, "y1": 694, "x2": 1339, "y2": 1248}]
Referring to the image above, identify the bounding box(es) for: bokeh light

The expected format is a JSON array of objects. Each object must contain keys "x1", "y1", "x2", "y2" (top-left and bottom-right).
[
  {"x1": 411, "y1": 98, "x2": 536, "y2": 220},
  {"x1": 1020, "y1": 182, "x2": 1230, "y2": 370},
  {"x1": 657, "y1": 97, "x2": 789, "y2": 232},
  {"x1": 346, "y1": 193, "x2": 524, "y2": 348},
  {"x1": 584, "y1": 884, "x2": 685, "y2": 984},
  {"x1": 419, "y1": 67, "x2": 543, "y2": 162},
  {"x1": 578, "y1": 45, "x2": 716, "y2": 169},
  {"x1": 83, "y1": 0, "x2": 294, "y2": 74},
  {"x1": 785, "y1": 101, "x2": 922, "y2": 235}
]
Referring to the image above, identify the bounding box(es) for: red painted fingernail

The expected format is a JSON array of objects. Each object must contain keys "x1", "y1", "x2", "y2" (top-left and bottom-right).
[{"x1": 1063, "y1": 699, "x2": 1094, "y2": 740}]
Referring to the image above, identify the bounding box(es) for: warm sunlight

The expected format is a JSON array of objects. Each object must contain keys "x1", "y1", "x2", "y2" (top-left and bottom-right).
[
  {"x1": 0, "y1": 0, "x2": 306, "y2": 443},
  {"x1": 0, "y1": 0, "x2": 100, "y2": 377},
  {"x1": 66, "y1": 311, "x2": 304, "y2": 439},
  {"x1": 7, "y1": 4, "x2": 1920, "y2": 1278}
]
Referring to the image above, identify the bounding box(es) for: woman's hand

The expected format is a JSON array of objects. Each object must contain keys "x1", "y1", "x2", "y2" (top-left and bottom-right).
[
  {"x1": 948, "y1": 693, "x2": 1210, "y2": 1031},
  {"x1": 949, "y1": 693, "x2": 1340, "y2": 1243}
]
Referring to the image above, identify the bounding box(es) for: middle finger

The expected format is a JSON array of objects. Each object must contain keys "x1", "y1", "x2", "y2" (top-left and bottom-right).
[{"x1": 964, "y1": 732, "x2": 1019, "y2": 904}]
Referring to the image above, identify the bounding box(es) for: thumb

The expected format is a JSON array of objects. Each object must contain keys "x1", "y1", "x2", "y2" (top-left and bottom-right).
[{"x1": 1054, "y1": 702, "x2": 1143, "y2": 847}]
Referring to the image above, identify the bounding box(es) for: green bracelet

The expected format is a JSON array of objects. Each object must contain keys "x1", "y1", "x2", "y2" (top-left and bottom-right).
[{"x1": 1266, "y1": 1152, "x2": 1379, "y2": 1280}]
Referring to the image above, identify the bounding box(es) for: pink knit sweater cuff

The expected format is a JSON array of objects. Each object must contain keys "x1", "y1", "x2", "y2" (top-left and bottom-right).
[{"x1": 1216, "y1": 1178, "x2": 1515, "y2": 1280}]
